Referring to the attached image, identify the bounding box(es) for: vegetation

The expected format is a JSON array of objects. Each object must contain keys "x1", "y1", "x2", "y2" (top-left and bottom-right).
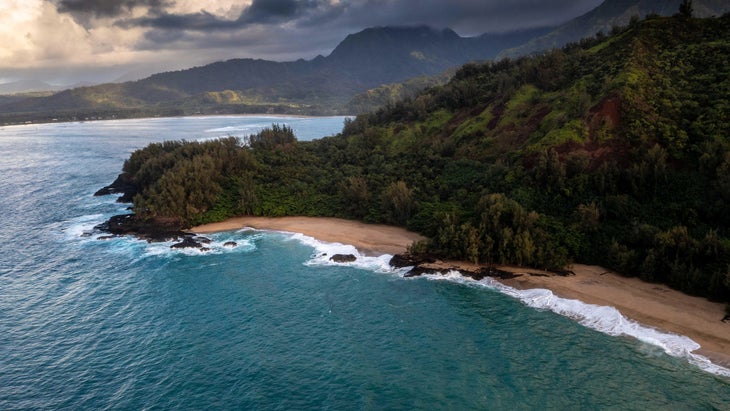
[{"x1": 111, "y1": 15, "x2": 730, "y2": 303}]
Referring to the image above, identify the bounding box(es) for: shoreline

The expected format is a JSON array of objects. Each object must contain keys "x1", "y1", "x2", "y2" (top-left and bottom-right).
[
  {"x1": 192, "y1": 216, "x2": 730, "y2": 371},
  {"x1": 1, "y1": 113, "x2": 349, "y2": 128},
  {"x1": 193, "y1": 216, "x2": 427, "y2": 256}
]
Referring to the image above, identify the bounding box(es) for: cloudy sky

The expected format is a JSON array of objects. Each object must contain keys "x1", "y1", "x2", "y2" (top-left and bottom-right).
[{"x1": 1, "y1": 0, "x2": 603, "y2": 86}]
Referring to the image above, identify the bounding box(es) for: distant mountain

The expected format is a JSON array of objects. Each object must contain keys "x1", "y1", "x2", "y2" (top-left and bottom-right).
[
  {"x1": 499, "y1": 0, "x2": 730, "y2": 58},
  {"x1": 0, "y1": 25, "x2": 551, "y2": 122},
  {"x1": 0, "y1": 80, "x2": 58, "y2": 94}
]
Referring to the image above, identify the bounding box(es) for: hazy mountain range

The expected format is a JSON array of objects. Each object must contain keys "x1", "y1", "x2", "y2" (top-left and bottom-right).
[
  {"x1": 1, "y1": 0, "x2": 727, "y2": 124},
  {"x1": 0, "y1": 25, "x2": 549, "y2": 122}
]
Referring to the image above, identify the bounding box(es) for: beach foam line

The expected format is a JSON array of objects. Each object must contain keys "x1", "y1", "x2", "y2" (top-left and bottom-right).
[
  {"x1": 417, "y1": 269, "x2": 730, "y2": 378},
  {"x1": 265, "y1": 230, "x2": 730, "y2": 377},
  {"x1": 282, "y1": 231, "x2": 399, "y2": 274}
]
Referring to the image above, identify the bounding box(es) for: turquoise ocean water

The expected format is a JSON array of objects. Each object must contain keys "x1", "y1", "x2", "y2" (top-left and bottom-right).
[{"x1": 1, "y1": 116, "x2": 729, "y2": 409}]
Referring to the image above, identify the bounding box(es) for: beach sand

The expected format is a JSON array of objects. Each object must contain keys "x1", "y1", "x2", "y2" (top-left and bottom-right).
[
  {"x1": 192, "y1": 216, "x2": 730, "y2": 369},
  {"x1": 193, "y1": 216, "x2": 427, "y2": 256}
]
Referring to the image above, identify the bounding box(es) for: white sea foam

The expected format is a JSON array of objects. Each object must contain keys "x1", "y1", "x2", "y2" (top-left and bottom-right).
[
  {"x1": 137, "y1": 234, "x2": 258, "y2": 258},
  {"x1": 63, "y1": 213, "x2": 106, "y2": 238},
  {"x1": 203, "y1": 122, "x2": 269, "y2": 135},
  {"x1": 286, "y1": 232, "x2": 400, "y2": 274},
  {"x1": 271, "y1": 229, "x2": 730, "y2": 377},
  {"x1": 417, "y1": 269, "x2": 730, "y2": 378}
]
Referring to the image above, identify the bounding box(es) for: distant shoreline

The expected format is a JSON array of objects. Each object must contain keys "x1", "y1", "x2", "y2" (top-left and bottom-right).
[
  {"x1": 0, "y1": 113, "x2": 351, "y2": 128},
  {"x1": 192, "y1": 215, "x2": 730, "y2": 372}
]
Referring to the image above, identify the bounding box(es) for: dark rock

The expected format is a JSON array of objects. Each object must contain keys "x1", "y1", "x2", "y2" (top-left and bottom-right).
[
  {"x1": 94, "y1": 172, "x2": 138, "y2": 202},
  {"x1": 195, "y1": 236, "x2": 212, "y2": 244},
  {"x1": 200, "y1": 247, "x2": 211, "y2": 252},
  {"x1": 96, "y1": 213, "x2": 191, "y2": 243},
  {"x1": 403, "y1": 263, "x2": 521, "y2": 281},
  {"x1": 330, "y1": 254, "x2": 357, "y2": 263},
  {"x1": 480, "y1": 266, "x2": 521, "y2": 280},
  {"x1": 404, "y1": 266, "x2": 438, "y2": 277},
  {"x1": 389, "y1": 253, "x2": 436, "y2": 268},
  {"x1": 171, "y1": 237, "x2": 203, "y2": 249},
  {"x1": 223, "y1": 241, "x2": 238, "y2": 247},
  {"x1": 97, "y1": 235, "x2": 116, "y2": 240}
]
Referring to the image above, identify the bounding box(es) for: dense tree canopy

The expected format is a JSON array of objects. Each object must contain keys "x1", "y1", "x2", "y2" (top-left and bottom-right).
[{"x1": 114, "y1": 14, "x2": 730, "y2": 303}]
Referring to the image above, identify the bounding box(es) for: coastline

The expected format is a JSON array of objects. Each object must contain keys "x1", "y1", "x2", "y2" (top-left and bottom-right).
[
  {"x1": 192, "y1": 216, "x2": 730, "y2": 371},
  {"x1": 193, "y1": 216, "x2": 427, "y2": 256},
  {"x1": 2, "y1": 113, "x2": 348, "y2": 128}
]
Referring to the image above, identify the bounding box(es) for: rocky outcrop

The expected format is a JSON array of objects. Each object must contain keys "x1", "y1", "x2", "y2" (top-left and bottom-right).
[
  {"x1": 223, "y1": 241, "x2": 238, "y2": 247},
  {"x1": 94, "y1": 214, "x2": 190, "y2": 243},
  {"x1": 330, "y1": 254, "x2": 357, "y2": 263},
  {"x1": 389, "y1": 253, "x2": 523, "y2": 281},
  {"x1": 94, "y1": 172, "x2": 138, "y2": 203},
  {"x1": 388, "y1": 253, "x2": 436, "y2": 268},
  {"x1": 170, "y1": 237, "x2": 203, "y2": 249}
]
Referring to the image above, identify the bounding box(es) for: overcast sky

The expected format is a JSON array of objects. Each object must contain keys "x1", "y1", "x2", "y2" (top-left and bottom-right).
[{"x1": 1, "y1": 0, "x2": 603, "y2": 86}]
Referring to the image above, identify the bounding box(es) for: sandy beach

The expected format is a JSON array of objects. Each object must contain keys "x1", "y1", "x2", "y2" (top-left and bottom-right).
[
  {"x1": 192, "y1": 216, "x2": 730, "y2": 369},
  {"x1": 193, "y1": 216, "x2": 427, "y2": 256}
]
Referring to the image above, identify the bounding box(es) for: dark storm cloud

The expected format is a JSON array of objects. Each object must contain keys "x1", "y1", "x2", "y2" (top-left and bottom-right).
[
  {"x1": 114, "y1": 0, "x2": 601, "y2": 35},
  {"x1": 51, "y1": 0, "x2": 604, "y2": 66},
  {"x1": 56, "y1": 0, "x2": 171, "y2": 18},
  {"x1": 242, "y1": 0, "x2": 301, "y2": 23},
  {"x1": 122, "y1": 10, "x2": 235, "y2": 31},
  {"x1": 122, "y1": 0, "x2": 334, "y2": 31}
]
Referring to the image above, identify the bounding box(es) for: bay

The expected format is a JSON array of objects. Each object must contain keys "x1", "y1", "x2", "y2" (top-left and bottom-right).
[{"x1": 0, "y1": 116, "x2": 728, "y2": 410}]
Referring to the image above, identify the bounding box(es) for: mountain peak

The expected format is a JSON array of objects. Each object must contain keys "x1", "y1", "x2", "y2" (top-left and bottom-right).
[{"x1": 328, "y1": 25, "x2": 464, "y2": 60}]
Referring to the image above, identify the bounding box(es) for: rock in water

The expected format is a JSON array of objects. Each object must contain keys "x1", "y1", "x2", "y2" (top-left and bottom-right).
[
  {"x1": 171, "y1": 237, "x2": 203, "y2": 249},
  {"x1": 330, "y1": 254, "x2": 357, "y2": 263},
  {"x1": 223, "y1": 241, "x2": 238, "y2": 248}
]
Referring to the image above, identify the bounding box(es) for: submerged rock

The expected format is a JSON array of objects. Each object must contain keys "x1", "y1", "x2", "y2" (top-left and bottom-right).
[{"x1": 330, "y1": 254, "x2": 357, "y2": 263}]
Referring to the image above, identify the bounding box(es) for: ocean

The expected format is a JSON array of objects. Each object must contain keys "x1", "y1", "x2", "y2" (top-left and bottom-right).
[{"x1": 1, "y1": 116, "x2": 728, "y2": 409}]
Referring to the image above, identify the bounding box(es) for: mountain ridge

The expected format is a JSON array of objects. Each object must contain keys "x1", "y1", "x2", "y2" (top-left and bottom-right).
[{"x1": 0, "y1": 24, "x2": 552, "y2": 123}]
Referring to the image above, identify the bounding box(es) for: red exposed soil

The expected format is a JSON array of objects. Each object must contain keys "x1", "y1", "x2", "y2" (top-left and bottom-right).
[{"x1": 589, "y1": 95, "x2": 622, "y2": 133}]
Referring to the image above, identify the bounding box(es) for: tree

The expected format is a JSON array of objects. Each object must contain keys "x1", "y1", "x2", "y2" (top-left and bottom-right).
[
  {"x1": 381, "y1": 181, "x2": 415, "y2": 225},
  {"x1": 679, "y1": 0, "x2": 693, "y2": 18},
  {"x1": 340, "y1": 176, "x2": 371, "y2": 218}
]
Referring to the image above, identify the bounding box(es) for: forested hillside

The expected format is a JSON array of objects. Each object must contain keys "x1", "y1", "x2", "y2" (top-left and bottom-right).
[
  {"x1": 102, "y1": 15, "x2": 730, "y2": 303},
  {"x1": 499, "y1": 0, "x2": 730, "y2": 58}
]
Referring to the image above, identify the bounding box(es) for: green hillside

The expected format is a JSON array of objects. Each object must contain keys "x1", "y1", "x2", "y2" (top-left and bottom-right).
[
  {"x1": 499, "y1": 0, "x2": 730, "y2": 59},
  {"x1": 103, "y1": 15, "x2": 730, "y2": 303}
]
